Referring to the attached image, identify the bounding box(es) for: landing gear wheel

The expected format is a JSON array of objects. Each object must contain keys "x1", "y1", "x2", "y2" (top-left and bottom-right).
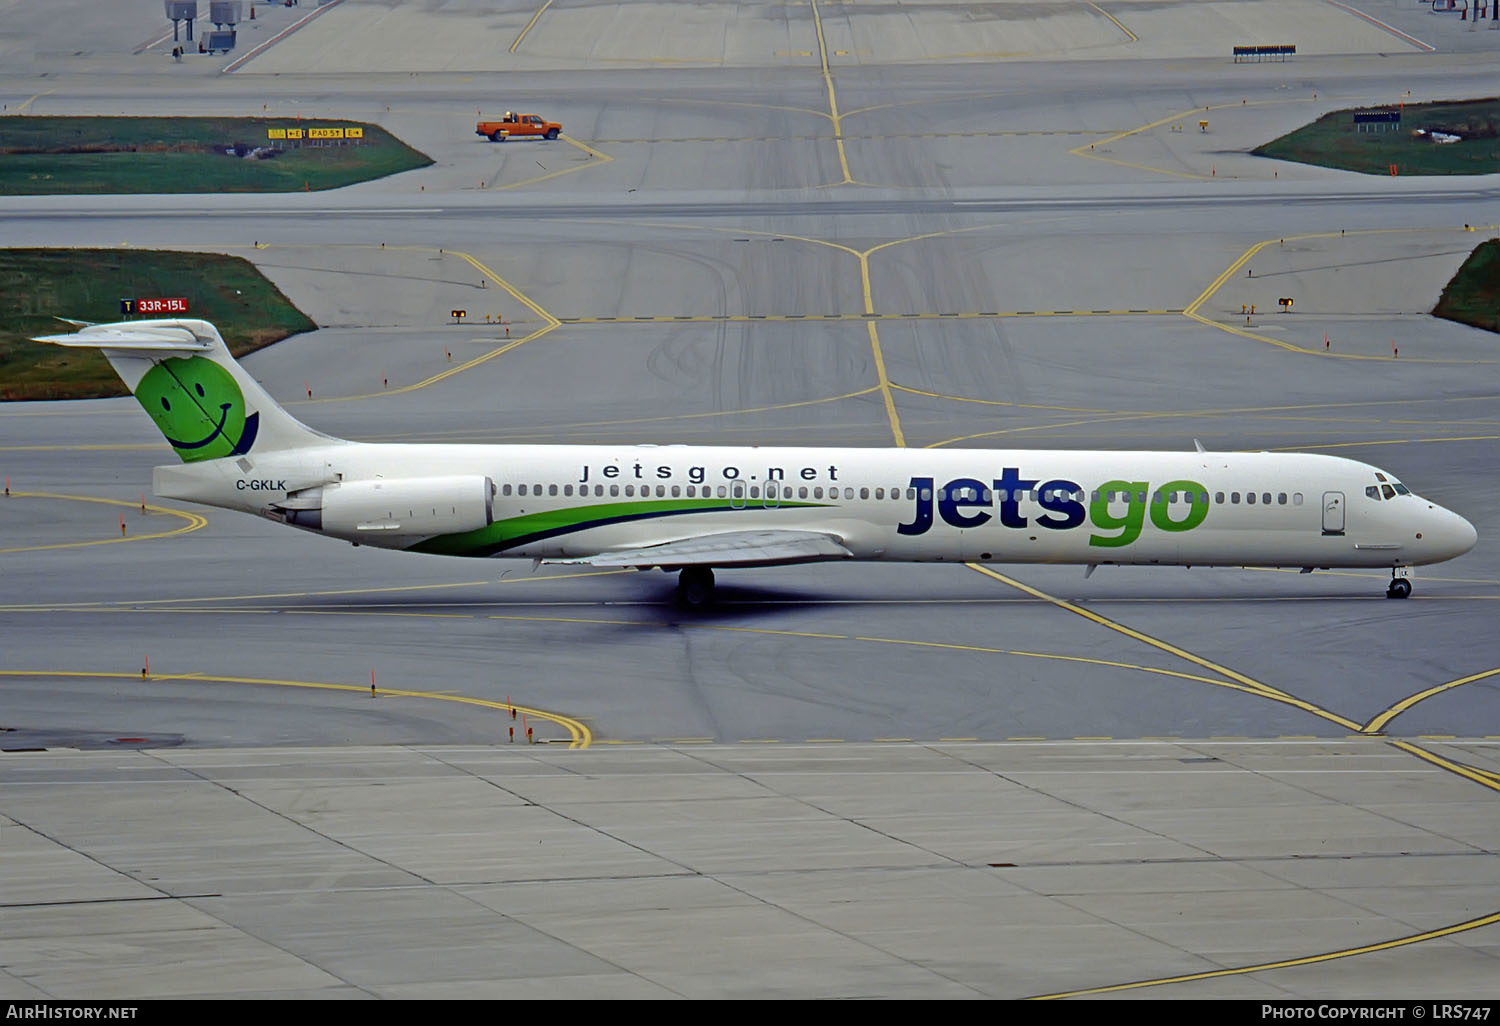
[
  {"x1": 677, "y1": 567, "x2": 715, "y2": 608},
  {"x1": 1386, "y1": 578, "x2": 1412, "y2": 599}
]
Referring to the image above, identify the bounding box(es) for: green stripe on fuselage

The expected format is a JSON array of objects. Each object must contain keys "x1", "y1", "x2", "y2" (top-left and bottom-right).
[{"x1": 408, "y1": 498, "x2": 825, "y2": 557}]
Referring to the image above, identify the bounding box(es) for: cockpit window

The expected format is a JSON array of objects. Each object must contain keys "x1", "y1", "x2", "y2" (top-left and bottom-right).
[
  {"x1": 1381, "y1": 484, "x2": 1395, "y2": 499},
  {"x1": 1366, "y1": 486, "x2": 1380, "y2": 500},
  {"x1": 1375, "y1": 472, "x2": 1388, "y2": 482},
  {"x1": 1393, "y1": 483, "x2": 1410, "y2": 495}
]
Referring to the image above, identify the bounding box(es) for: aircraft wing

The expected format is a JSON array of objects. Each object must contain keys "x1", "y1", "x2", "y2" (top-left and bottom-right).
[{"x1": 548, "y1": 529, "x2": 853, "y2": 569}]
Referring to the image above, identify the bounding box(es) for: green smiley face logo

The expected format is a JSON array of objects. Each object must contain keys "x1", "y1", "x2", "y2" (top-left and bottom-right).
[{"x1": 135, "y1": 357, "x2": 259, "y2": 462}]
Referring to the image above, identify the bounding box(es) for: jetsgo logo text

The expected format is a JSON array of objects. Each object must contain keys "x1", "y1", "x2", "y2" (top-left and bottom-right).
[{"x1": 896, "y1": 470, "x2": 1210, "y2": 547}]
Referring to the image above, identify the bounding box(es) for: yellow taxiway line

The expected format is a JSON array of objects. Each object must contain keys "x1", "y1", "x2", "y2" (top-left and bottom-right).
[
  {"x1": 1184, "y1": 226, "x2": 1500, "y2": 362},
  {"x1": 810, "y1": 0, "x2": 855, "y2": 185},
  {"x1": 1031, "y1": 907, "x2": 1500, "y2": 998},
  {"x1": 0, "y1": 669, "x2": 591, "y2": 749},
  {"x1": 510, "y1": 0, "x2": 553, "y2": 53},
  {"x1": 0, "y1": 492, "x2": 207, "y2": 555}
]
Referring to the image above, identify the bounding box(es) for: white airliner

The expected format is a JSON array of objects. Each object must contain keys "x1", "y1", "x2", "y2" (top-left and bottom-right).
[{"x1": 39, "y1": 319, "x2": 1477, "y2": 604}]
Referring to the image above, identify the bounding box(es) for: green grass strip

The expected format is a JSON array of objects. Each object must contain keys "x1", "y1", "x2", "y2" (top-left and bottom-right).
[
  {"x1": 1434, "y1": 239, "x2": 1500, "y2": 335},
  {"x1": 1, "y1": 248, "x2": 314, "y2": 400},
  {"x1": 0, "y1": 116, "x2": 431, "y2": 194},
  {"x1": 1254, "y1": 97, "x2": 1500, "y2": 176}
]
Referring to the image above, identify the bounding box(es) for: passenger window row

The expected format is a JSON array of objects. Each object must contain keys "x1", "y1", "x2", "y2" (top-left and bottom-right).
[
  {"x1": 1214, "y1": 492, "x2": 1302, "y2": 506},
  {"x1": 495, "y1": 482, "x2": 1309, "y2": 507},
  {"x1": 498, "y1": 482, "x2": 924, "y2": 500}
]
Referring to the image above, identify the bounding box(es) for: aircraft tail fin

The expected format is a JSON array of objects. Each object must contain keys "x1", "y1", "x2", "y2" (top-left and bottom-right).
[{"x1": 33, "y1": 318, "x2": 335, "y2": 462}]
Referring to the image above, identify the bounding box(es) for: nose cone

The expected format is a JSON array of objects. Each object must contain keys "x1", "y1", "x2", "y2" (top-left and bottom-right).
[{"x1": 1430, "y1": 505, "x2": 1478, "y2": 562}]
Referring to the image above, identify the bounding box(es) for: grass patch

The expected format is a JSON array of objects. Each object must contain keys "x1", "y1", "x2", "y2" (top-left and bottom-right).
[
  {"x1": 1254, "y1": 97, "x2": 1500, "y2": 175},
  {"x1": 1434, "y1": 239, "x2": 1500, "y2": 334},
  {"x1": 0, "y1": 116, "x2": 432, "y2": 194},
  {"x1": 0, "y1": 249, "x2": 315, "y2": 400}
]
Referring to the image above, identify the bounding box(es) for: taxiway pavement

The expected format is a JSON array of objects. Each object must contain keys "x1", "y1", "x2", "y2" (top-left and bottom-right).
[{"x1": 2, "y1": 0, "x2": 1499, "y2": 1000}]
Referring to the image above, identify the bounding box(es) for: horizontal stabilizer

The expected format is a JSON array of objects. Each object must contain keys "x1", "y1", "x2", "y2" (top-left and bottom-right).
[
  {"x1": 32, "y1": 324, "x2": 209, "y2": 354},
  {"x1": 549, "y1": 529, "x2": 853, "y2": 569}
]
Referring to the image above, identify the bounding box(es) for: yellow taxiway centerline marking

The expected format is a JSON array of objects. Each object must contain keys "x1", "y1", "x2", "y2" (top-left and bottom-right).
[
  {"x1": 810, "y1": 0, "x2": 854, "y2": 185},
  {"x1": 1184, "y1": 226, "x2": 1500, "y2": 362},
  {"x1": 510, "y1": 0, "x2": 553, "y2": 53},
  {"x1": 1085, "y1": 1, "x2": 1137, "y2": 42},
  {"x1": 0, "y1": 569, "x2": 634, "y2": 612},
  {"x1": 494, "y1": 134, "x2": 614, "y2": 191},
  {"x1": 1272, "y1": 435, "x2": 1500, "y2": 455},
  {"x1": 277, "y1": 246, "x2": 561, "y2": 403},
  {"x1": 961, "y1": 553, "x2": 1500, "y2": 1013},
  {"x1": 0, "y1": 493, "x2": 207, "y2": 555},
  {"x1": 868, "y1": 320, "x2": 905, "y2": 447},
  {"x1": 1364, "y1": 668, "x2": 1500, "y2": 734},
  {"x1": 1069, "y1": 96, "x2": 1318, "y2": 179},
  {"x1": 1031, "y1": 907, "x2": 1500, "y2": 999},
  {"x1": 451, "y1": 249, "x2": 560, "y2": 330},
  {"x1": 556, "y1": 310, "x2": 1175, "y2": 323},
  {"x1": 13, "y1": 90, "x2": 53, "y2": 113},
  {"x1": 965, "y1": 564, "x2": 1377, "y2": 733},
  {"x1": 0, "y1": 669, "x2": 591, "y2": 749}
]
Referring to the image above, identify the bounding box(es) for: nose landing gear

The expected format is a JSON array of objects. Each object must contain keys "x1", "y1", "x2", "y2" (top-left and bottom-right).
[{"x1": 1386, "y1": 568, "x2": 1412, "y2": 599}]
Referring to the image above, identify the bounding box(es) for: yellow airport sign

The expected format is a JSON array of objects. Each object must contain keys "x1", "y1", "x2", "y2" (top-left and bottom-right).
[{"x1": 267, "y1": 126, "x2": 362, "y2": 141}]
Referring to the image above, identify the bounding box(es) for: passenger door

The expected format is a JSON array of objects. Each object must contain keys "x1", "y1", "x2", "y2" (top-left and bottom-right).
[{"x1": 1321, "y1": 491, "x2": 1345, "y2": 536}]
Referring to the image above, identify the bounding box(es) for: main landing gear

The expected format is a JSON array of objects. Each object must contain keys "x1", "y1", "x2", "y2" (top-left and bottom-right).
[
  {"x1": 677, "y1": 566, "x2": 716, "y2": 608},
  {"x1": 1386, "y1": 568, "x2": 1413, "y2": 600}
]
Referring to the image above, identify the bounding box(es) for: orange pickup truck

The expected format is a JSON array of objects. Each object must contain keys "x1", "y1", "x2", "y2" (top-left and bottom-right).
[{"x1": 476, "y1": 112, "x2": 562, "y2": 141}]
